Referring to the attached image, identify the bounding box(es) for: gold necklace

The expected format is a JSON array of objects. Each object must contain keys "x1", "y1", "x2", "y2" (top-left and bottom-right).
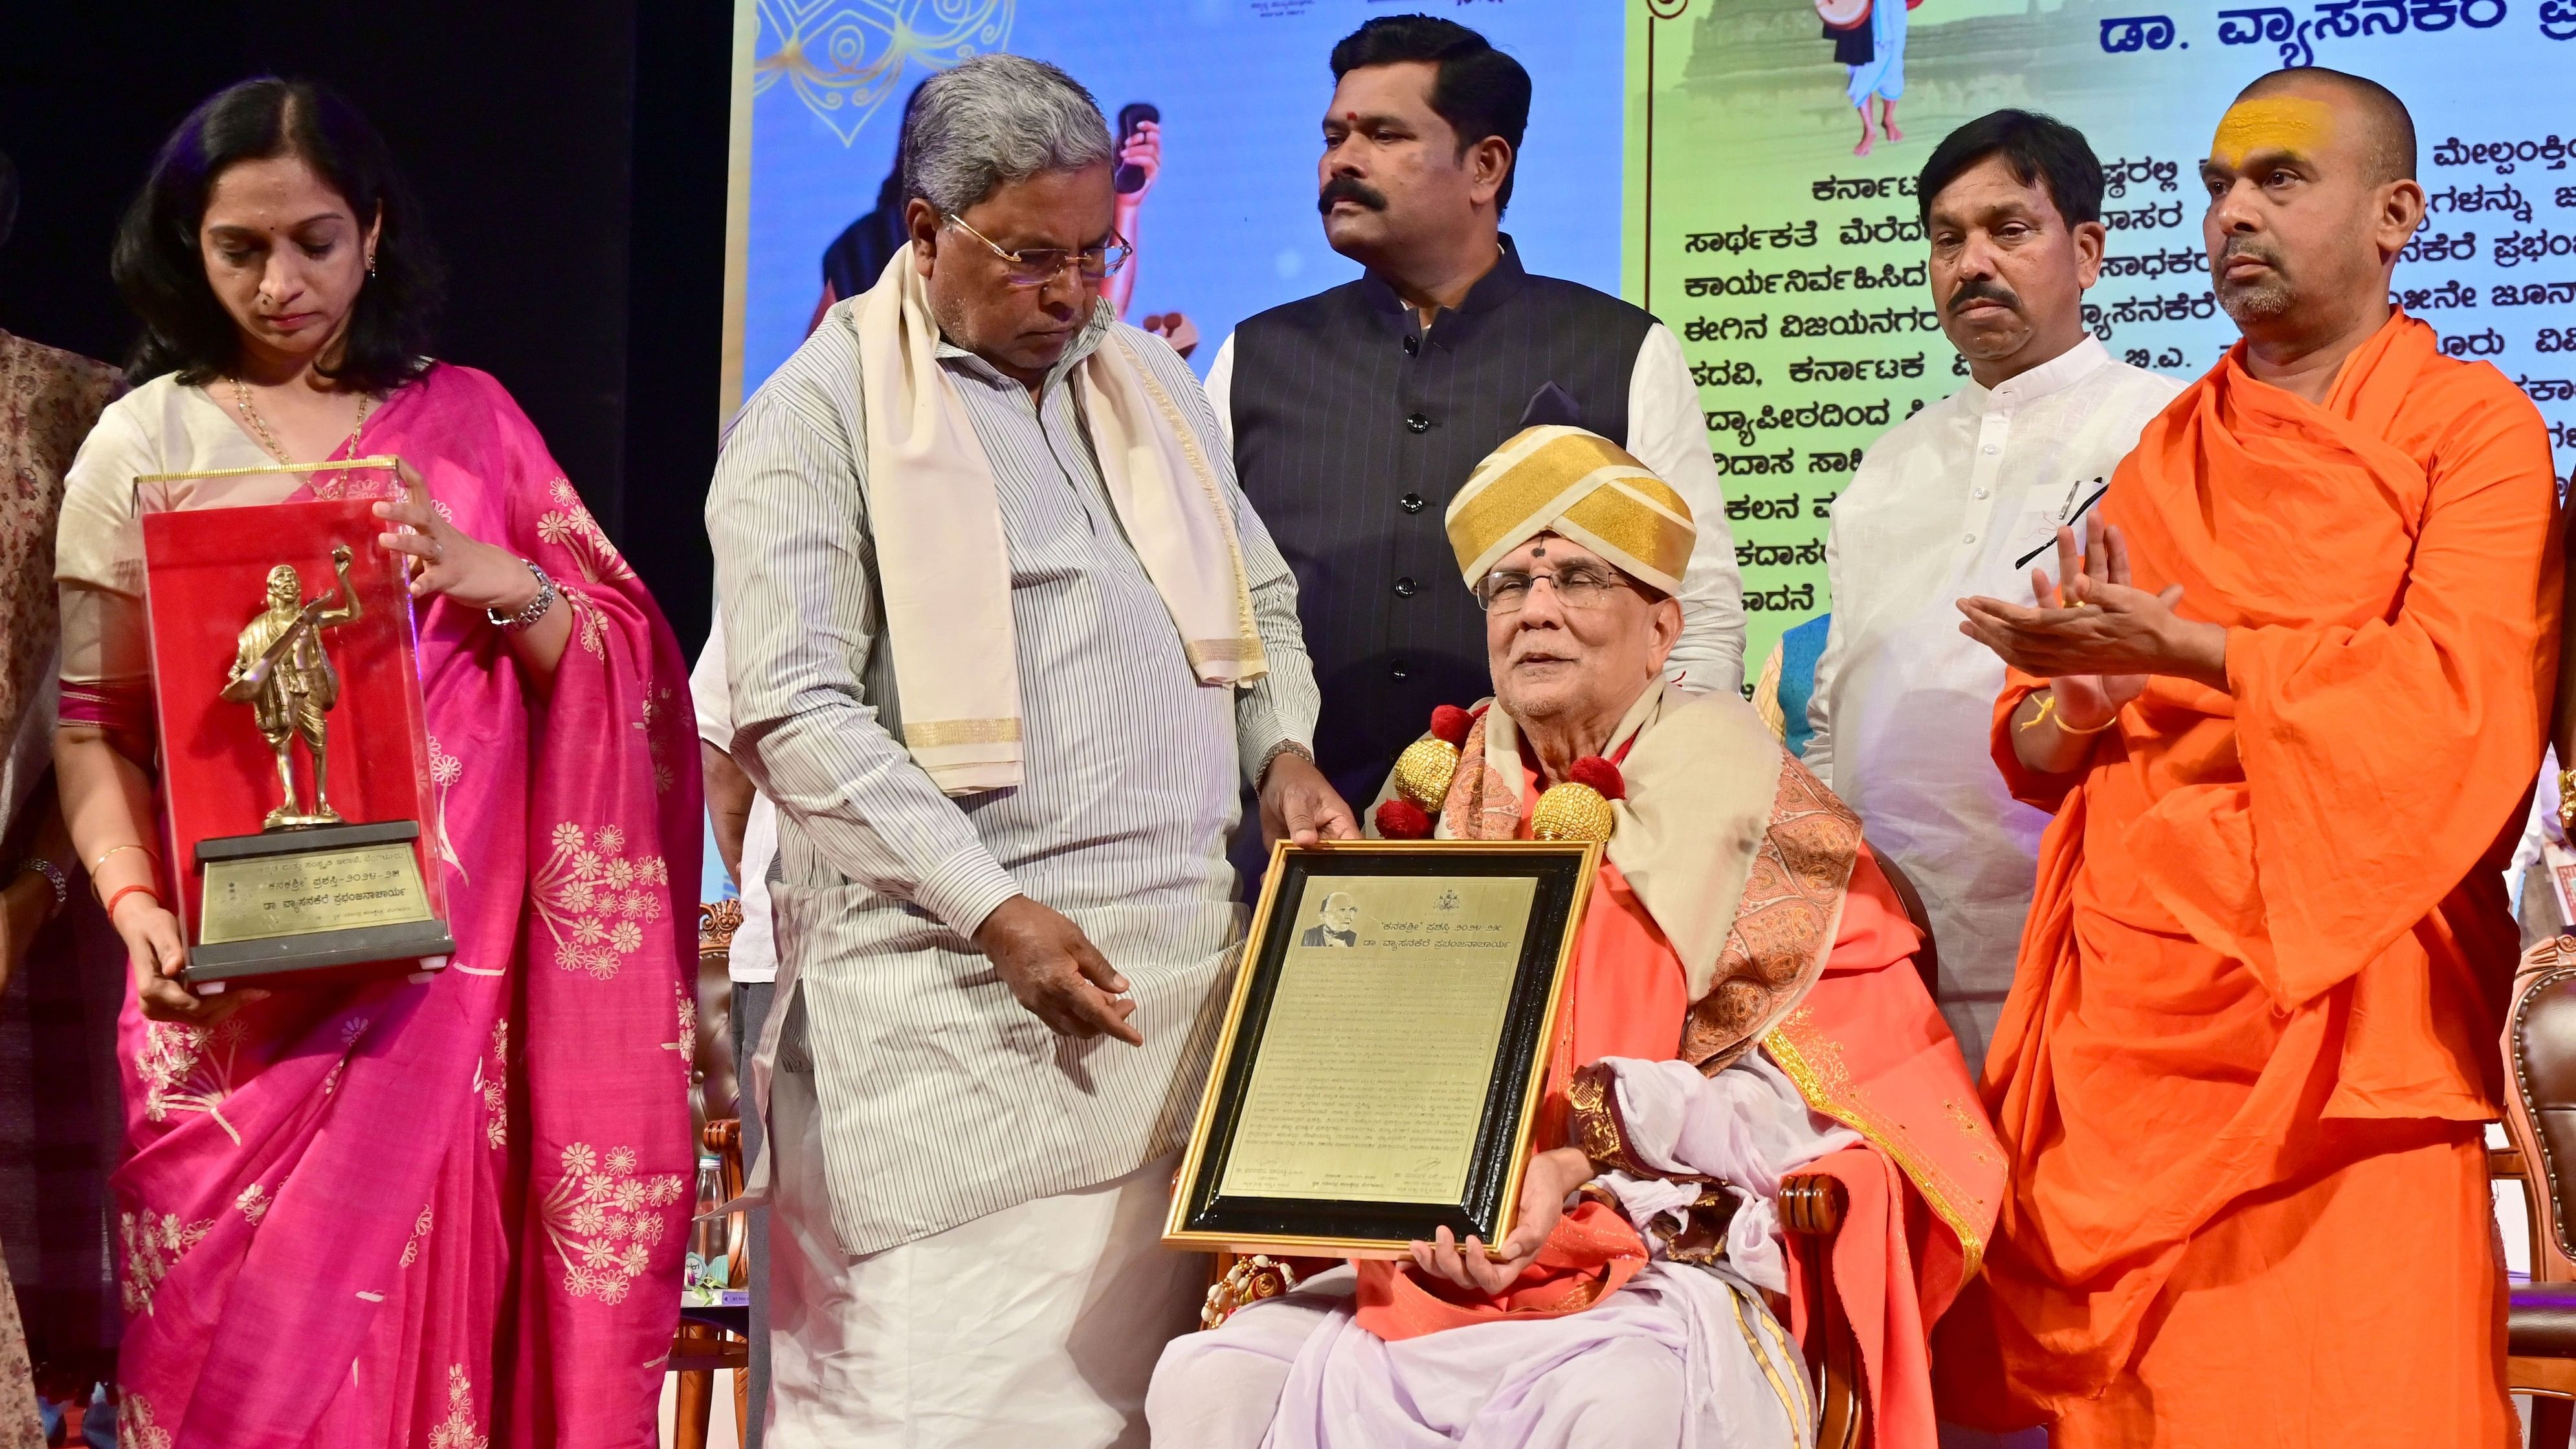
[{"x1": 229, "y1": 377, "x2": 375, "y2": 465}]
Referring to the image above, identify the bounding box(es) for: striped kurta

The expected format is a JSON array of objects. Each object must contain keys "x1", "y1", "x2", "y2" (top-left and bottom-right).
[{"x1": 706, "y1": 300, "x2": 1318, "y2": 1255}]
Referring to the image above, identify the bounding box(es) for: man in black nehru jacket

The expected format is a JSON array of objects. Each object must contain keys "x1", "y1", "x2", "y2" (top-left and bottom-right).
[{"x1": 1205, "y1": 14, "x2": 1744, "y2": 811}]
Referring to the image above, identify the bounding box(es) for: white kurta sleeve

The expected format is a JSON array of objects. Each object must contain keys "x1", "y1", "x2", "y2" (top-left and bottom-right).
[
  {"x1": 1625, "y1": 322, "x2": 1746, "y2": 696},
  {"x1": 1202, "y1": 332, "x2": 1238, "y2": 454},
  {"x1": 1586, "y1": 1053, "x2": 1859, "y2": 1294},
  {"x1": 689, "y1": 604, "x2": 733, "y2": 753}
]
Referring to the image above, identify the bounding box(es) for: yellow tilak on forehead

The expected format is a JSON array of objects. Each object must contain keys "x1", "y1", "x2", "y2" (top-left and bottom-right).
[{"x1": 2210, "y1": 96, "x2": 2335, "y2": 166}]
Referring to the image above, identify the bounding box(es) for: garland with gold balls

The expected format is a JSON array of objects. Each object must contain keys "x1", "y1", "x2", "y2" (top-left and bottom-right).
[{"x1": 1373, "y1": 704, "x2": 1626, "y2": 844}]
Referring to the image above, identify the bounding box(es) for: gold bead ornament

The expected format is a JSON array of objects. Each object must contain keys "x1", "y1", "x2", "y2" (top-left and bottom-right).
[
  {"x1": 1530, "y1": 782, "x2": 1616, "y2": 843},
  {"x1": 1393, "y1": 734, "x2": 1461, "y2": 810}
]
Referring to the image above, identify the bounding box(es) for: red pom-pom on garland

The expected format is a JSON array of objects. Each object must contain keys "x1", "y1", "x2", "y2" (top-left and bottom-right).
[
  {"x1": 1375, "y1": 798, "x2": 1435, "y2": 840},
  {"x1": 1566, "y1": 755, "x2": 1625, "y2": 801},
  {"x1": 1427, "y1": 703, "x2": 1474, "y2": 747}
]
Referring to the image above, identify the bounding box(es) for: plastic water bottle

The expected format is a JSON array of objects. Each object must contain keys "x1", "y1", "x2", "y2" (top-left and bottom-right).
[{"x1": 685, "y1": 1155, "x2": 728, "y2": 1300}]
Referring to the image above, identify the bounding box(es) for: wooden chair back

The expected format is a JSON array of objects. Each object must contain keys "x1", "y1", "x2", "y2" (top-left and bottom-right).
[{"x1": 2506, "y1": 942, "x2": 2576, "y2": 1283}]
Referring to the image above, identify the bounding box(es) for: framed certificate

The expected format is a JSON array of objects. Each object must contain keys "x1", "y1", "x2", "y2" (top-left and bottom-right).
[{"x1": 1164, "y1": 839, "x2": 1602, "y2": 1258}]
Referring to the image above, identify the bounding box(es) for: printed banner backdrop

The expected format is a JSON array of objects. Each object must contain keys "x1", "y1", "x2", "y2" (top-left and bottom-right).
[
  {"x1": 726, "y1": 1, "x2": 2575, "y2": 689},
  {"x1": 732, "y1": 0, "x2": 1624, "y2": 403},
  {"x1": 1629, "y1": 0, "x2": 2576, "y2": 673}
]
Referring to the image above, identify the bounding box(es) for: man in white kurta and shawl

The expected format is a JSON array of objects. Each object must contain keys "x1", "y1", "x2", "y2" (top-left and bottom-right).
[
  {"x1": 1146, "y1": 427, "x2": 2004, "y2": 1448},
  {"x1": 705, "y1": 55, "x2": 1353, "y2": 1448}
]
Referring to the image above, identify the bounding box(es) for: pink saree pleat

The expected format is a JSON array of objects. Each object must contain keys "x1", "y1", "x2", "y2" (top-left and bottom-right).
[{"x1": 100, "y1": 364, "x2": 698, "y2": 1448}]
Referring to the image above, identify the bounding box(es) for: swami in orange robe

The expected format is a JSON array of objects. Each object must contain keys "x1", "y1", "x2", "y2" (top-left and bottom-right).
[
  {"x1": 1151, "y1": 426, "x2": 2005, "y2": 1448},
  {"x1": 1942, "y1": 77, "x2": 2563, "y2": 1444}
]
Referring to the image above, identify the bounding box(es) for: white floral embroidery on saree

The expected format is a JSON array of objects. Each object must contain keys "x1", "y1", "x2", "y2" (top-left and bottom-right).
[
  {"x1": 427, "y1": 1364, "x2": 489, "y2": 1449},
  {"x1": 638, "y1": 687, "x2": 678, "y2": 795},
  {"x1": 400, "y1": 1204, "x2": 434, "y2": 1268},
  {"x1": 478, "y1": 1020, "x2": 509, "y2": 1149},
  {"x1": 136, "y1": 1017, "x2": 247, "y2": 1142},
  {"x1": 540, "y1": 1142, "x2": 683, "y2": 1305},
  {"x1": 115, "y1": 1388, "x2": 172, "y2": 1449},
  {"x1": 119, "y1": 1209, "x2": 211, "y2": 1314},
  {"x1": 664, "y1": 984, "x2": 695, "y2": 1063},
  {"x1": 531, "y1": 823, "x2": 670, "y2": 980},
  {"x1": 427, "y1": 732, "x2": 467, "y2": 881},
  {"x1": 537, "y1": 479, "x2": 636, "y2": 658}
]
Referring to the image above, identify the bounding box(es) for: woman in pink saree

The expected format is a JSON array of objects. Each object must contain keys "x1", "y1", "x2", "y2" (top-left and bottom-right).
[{"x1": 52, "y1": 80, "x2": 698, "y2": 1445}]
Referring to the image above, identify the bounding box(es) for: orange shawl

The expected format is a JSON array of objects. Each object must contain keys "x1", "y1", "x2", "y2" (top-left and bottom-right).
[{"x1": 1953, "y1": 314, "x2": 2562, "y2": 1415}]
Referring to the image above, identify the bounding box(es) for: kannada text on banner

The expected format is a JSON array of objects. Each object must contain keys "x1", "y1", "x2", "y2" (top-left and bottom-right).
[{"x1": 1628, "y1": 0, "x2": 2576, "y2": 680}]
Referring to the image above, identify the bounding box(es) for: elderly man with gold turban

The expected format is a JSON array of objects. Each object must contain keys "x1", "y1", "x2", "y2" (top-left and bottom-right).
[{"x1": 1146, "y1": 427, "x2": 2004, "y2": 1449}]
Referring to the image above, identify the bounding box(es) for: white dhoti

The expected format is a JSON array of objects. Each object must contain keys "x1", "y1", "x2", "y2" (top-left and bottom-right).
[
  {"x1": 1147, "y1": 1263, "x2": 1814, "y2": 1449},
  {"x1": 766, "y1": 1059, "x2": 1205, "y2": 1447}
]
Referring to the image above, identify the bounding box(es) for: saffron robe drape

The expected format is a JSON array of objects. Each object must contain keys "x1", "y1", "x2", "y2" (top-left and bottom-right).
[{"x1": 1941, "y1": 314, "x2": 2559, "y2": 1444}]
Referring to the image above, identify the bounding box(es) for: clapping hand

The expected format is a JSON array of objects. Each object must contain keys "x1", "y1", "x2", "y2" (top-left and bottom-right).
[{"x1": 1955, "y1": 513, "x2": 2229, "y2": 703}]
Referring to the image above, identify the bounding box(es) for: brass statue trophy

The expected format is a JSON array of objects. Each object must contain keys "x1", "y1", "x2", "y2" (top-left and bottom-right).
[
  {"x1": 223, "y1": 545, "x2": 362, "y2": 829},
  {"x1": 180, "y1": 539, "x2": 456, "y2": 989}
]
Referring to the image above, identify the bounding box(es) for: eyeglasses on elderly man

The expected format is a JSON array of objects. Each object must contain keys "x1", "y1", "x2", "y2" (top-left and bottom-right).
[
  {"x1": 1472, "y1": 560, "x2": 1648, "y2": 614},
  {"x1": 943, "y1": 211, "x2": 1133, "y2": 287}
]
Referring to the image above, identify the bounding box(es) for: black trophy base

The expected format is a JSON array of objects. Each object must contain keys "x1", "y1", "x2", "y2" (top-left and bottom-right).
[{"x1": 184, "y1": 819, "x2": 457, "y2": 989}]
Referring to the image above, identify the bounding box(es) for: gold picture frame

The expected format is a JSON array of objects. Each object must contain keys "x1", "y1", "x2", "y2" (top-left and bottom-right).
[{"x1": 1163, "y1": 838, "x2": 1602, "y2": 1259}]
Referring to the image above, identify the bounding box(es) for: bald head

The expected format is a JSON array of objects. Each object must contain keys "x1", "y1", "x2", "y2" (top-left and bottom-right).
[
  {"x1": 2201, "y1": 66, "x2": 2426, "y2": 361},
  {"x1": 2234, "y1": 67, "x2": 2414, "y2": 184}
]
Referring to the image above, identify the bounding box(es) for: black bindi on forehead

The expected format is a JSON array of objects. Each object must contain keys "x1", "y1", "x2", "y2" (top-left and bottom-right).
[{"x1": 1531, "y1": 544, "x2": 1548, "y2": 558}]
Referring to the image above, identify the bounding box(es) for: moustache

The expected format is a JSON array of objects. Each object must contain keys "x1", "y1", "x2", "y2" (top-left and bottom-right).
[
  {"x1": 2217, "y1": 236, "x2": 2287, "y2": 276},
  {"x1": 1948, "y1": 278, "x2": 2022, "y2": 316},
  {"x1": 1318, "y1": 176, "x2": 1388, "y2": 214}
]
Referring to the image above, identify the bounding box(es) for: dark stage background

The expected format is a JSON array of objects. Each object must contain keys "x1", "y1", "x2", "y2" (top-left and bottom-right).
[{"x1": 0, "y1": 0, "x2": 733, "y2": 650}]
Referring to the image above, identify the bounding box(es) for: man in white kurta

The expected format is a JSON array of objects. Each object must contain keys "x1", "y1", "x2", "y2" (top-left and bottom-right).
[
  {"x1": 1804, "y1": 111, "x2": 2181, "y2": 1066},
  {"x1": 705, "y1": 56, "x2": 1346, "y2": 1448}
]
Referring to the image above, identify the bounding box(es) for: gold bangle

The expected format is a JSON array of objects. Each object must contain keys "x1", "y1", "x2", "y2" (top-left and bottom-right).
[
  {"x1": 2019, "y1": 693, "x2": 2119, "y2": 736},
  {"x1": 89, "y1": 842, "x2": 158, "y2": 876}
]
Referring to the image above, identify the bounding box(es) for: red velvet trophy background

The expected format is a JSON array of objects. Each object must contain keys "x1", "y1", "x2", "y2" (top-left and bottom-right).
[{"x1": 138, "y1": 496, "x2": 444, "y2": 947}]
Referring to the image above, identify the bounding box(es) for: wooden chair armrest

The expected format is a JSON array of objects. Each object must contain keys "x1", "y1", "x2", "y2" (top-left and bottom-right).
[
  {"x1": 2495, "y1": 1146, "x2": 2531, "y2": 1181},
  {"x1": 1779, "y1": 1171, "x2": 1861, "y2": 1449},
  {"x1": 1780, "y1": 1172, "x2": 1848, "y2": 1237}
]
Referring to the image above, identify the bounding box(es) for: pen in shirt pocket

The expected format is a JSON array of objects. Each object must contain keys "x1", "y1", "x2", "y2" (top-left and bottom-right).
[{"x1": 2017, "y1": 478, "x2": 2111, "y2": 569}]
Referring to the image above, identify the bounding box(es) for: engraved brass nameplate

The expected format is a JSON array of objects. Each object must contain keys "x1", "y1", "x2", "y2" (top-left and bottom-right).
[{"x1": 199, "y1": 840, "x2": 434, "y2": 945}]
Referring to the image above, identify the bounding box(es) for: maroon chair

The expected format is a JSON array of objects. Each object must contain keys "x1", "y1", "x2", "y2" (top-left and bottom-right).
[{"x1": 2497, "y1": 946, "x2": 2576, "y2": 1446}]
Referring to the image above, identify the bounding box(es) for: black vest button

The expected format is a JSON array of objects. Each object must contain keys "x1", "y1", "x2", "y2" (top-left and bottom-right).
[
  {"x1": 1403, "y1": 335, "x2": 1419, "y2": 356},
  {"x1": 1399, "y1": 493, "x2": 1425, "y2": 514},
  {"x1": 1393, "y1": 577, "x2": 1418, "y2": 598},
  {"x1": 1390, "y1": 660, "x2": 1411, "y2": 681},
  {"x1": 1405, "y1": 412, "x2": 1431, "y2": 434}
]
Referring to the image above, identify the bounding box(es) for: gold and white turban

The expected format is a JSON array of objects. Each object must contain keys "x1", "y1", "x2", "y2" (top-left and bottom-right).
[{"x1": 1443, "y1": 426, "x2": 1696, "y2": 596}]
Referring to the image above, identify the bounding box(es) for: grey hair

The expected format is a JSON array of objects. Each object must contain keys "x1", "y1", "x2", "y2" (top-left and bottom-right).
[{"x1": 902, "y1": 55, "x2": 1115, "y2": 216}]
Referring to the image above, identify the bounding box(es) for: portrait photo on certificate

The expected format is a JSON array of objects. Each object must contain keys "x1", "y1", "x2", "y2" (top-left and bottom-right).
[{"x1": 1164, "y1": 840, "x2": 1599, "y2": 1258}]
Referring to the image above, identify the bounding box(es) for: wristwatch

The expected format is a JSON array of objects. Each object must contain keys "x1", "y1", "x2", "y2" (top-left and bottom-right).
[
  {"x1": 12, "y1": 858, "x2": 67, "y2": 922},
  {"x1": 487, "y1": 560, "x2": 559, "y2": 634}
]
